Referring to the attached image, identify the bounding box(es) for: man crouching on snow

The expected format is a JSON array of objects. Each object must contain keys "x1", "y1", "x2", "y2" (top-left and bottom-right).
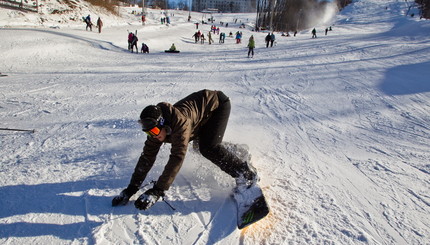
[{"x1": 112, "y1": 89, "x2": 258, "y2": 210}]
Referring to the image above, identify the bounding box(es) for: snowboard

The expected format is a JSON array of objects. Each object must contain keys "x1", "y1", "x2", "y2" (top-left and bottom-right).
[
  {"x1": 165, "y1": 50, "x2": 180, "y2": 53},
  {"x1": 222, "y1": 142, "x2": 269, "y2": 229},
  {"x1": 233, "y1": 183, "x2": 269, "y2": 229}
]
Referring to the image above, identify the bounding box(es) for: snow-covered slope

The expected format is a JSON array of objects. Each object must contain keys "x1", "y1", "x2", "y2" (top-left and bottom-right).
[{"x1": 1, "y1": 0, "x2": 429, "y2": 244}]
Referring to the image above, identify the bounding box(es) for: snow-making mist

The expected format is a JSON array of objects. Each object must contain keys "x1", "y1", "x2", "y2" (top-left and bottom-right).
[{"x1": 305, "y1": 1, "x2": 339, "y2": 27}]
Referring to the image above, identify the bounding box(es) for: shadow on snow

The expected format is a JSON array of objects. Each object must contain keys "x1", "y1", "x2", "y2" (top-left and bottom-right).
[
  {"x1": 379, "y1": 61, "x2": 430, "y2": 95},
  {"x1": 0, "y1": 178, "x2": 236, "y2": 242}
]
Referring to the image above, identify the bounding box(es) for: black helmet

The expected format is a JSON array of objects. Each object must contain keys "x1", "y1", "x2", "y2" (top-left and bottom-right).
[{"x1": 139, "y1": 105, "x2": 164, "y2": 131}]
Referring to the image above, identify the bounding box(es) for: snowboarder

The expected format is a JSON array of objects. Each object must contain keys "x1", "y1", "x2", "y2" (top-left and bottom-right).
[
  {"x1": 247, "y1": 35, "x2": 255, "y2": 58},
  {"x1": 168, "y1": 43, "x2": 176, "y2": 51},
  {"x1": 96, "y1": 17, "x2": 103, "y2": 33},
  {"x1": 165, "y1": 43, "x2": 180, "y2": 53},
  {"x1": 112, "y1": 90, "x2": 259, "y2": 211}
]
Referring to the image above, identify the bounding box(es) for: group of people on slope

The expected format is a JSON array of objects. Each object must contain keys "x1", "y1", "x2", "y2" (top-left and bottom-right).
[
  {"x1": 265, "y1": 32, "x2": 276, "y2": 47},
  {"x1": 84, "y1": 14, "x2": 103, "y2": 33},
  {"x1": 128, "y1": 32, "x2": 150, "y2": 53}
]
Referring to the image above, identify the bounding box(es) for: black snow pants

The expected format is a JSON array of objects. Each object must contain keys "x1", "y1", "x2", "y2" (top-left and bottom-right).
[{"x1": 198, "y1": 91, "x2": 248, "y2": 178}]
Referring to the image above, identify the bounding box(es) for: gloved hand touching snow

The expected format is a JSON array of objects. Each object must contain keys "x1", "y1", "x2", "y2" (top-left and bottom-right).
[
  {"x1": 135, "y1": 187, "x2": 165, "y2": 210},
  {"x1": 112, "y1": 186, "x2": 138, "y2": 206}
]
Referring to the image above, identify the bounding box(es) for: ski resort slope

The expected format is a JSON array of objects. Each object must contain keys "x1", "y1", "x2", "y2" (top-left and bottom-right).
[{"x1": 1, "y1": 0, "x2": 430, "y2": 244}]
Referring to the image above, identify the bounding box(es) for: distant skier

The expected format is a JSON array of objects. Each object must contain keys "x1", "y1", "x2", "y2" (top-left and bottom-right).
[
  {"x1": 111, "y1": 90, "x2": 259, "y2": 210},
  {"x1": 128, "y1": 32, "x2": 133, "y2": 51},
  {"x1": 312, "y1": 28, "x2": 317, "y2": 38},
  {"x1": 208, "y1": 32, "x2": 214, "y2": 44},
  {"x1": 270, "y1": 32, "x2": 275, "y2": 47},
  {"x1": 219, "y1": 32, "x2": 225, "y2": 43},
  {"x1": 265, "y1": 33, "x2": 271, "y2": 48},
  {"x1": 247, "y1": 35, "x2": 255, "y2": 58},
  {"x1": 141, "y1": 43, "x2": 149, "y2": 53},
  {"x1": 97, "y1": 17, "x2": 103, "y2": 33},
  {"x1": 129, "y1": 33, "x2": 138, "y2": 53},
  {"x1": 192, "y1": 32, "x2": 199, "y2": 43},
  {"x1": 85, "y1": 15, "x2": 92, "y2": 31},
  {"x1": 235, "y1": 31, "x2": 242, "y2": 44}
]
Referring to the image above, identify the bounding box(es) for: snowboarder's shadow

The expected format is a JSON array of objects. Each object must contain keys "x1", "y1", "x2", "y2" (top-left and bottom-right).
[
  {"x1": 0, "y1": 178, "x2": 123, "y2": 240},
  {"x1": 0, "y1": 179, "x2": 236, "y2": 242}
]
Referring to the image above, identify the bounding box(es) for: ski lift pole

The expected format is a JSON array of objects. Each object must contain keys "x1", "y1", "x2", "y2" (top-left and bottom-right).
[{"x1": 0, "y1": 128, "x2": 35, "y2": 133}]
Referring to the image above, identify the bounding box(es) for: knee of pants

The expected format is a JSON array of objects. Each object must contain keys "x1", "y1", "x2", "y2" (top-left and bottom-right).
[
  {"x1": 199, "y1": 144, "x2": 220, "y2": 160},
  {"x1": 199, "y1": 146, "x2": 212, "y2": 159}
]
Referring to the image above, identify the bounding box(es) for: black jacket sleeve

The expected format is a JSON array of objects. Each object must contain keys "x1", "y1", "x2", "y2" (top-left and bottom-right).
[{"x1": 128, "y1": 137, "x2": 163, "y2": 192}]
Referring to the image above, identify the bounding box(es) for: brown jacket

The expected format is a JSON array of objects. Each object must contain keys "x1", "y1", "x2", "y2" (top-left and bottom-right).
[{"x1": 129, "y1": 90, "x2": 221, "y2": 191}]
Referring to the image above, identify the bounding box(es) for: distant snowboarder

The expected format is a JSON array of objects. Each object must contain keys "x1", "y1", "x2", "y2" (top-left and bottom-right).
[
  {"x1": 192, "y1": 32, "x2": 199, "y2": 43},
  {"x1": 247, "y1": 35, "x2": 255, "y2": 58},
  {"x1": 270, "y1": 32, "x2": 275, "y2": 47},
  {"x1": 207, "y1": 32, "x2": 214, "y2": 44},
  {"x1": 129, "y1": 33, "x2": 138, "y2": 53},
  {"x1": 219, "y1": 32, "x2": 225, "y2": 43},
  {"x1": 165, "y1": 43, "x2": 180, "y2": 53},
  {"x1": 312, "y1": 28, "x2": 317, "y2": 38},
  {"x1": 265, "y1": 33, "x2": 271, "y2": 48},
  {"x1": 85, "y1": 14, "x2": 92, "y2": 31},
  {"x1": 141, "y1": 43, "x2": 149, "y2": 53}
]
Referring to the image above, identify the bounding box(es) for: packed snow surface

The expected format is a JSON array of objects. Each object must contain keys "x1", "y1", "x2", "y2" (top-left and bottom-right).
[{"x1": 1, "y1": 0, "x2": 430, "y2": 244}]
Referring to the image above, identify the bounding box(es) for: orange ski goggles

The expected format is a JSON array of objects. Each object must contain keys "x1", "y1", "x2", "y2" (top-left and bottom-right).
[
  {"x1": 144, "y1": 126, "x2": 161, "y2": 136},
  {"x1": 139, "y1": 118, "x2": 161, "y2": 136}
]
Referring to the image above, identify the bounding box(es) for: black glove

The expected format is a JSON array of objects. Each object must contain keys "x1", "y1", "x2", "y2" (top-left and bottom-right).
[
  {"x1": 135, "y1": 187, "x2": 165, "y2": 210},
  {"x1": 112, "y1": 186, "x2": 138, "y2": 206}
]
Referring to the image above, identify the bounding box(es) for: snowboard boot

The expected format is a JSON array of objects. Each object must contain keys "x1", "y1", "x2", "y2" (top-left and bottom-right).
[{"x1": 235, "y1": 161, "x2": 259, "y2": 191}]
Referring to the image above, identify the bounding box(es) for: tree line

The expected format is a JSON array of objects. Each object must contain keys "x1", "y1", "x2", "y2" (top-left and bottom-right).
[{"x1": 416, "y1": 0, "x2": 430, "y2": 18}]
